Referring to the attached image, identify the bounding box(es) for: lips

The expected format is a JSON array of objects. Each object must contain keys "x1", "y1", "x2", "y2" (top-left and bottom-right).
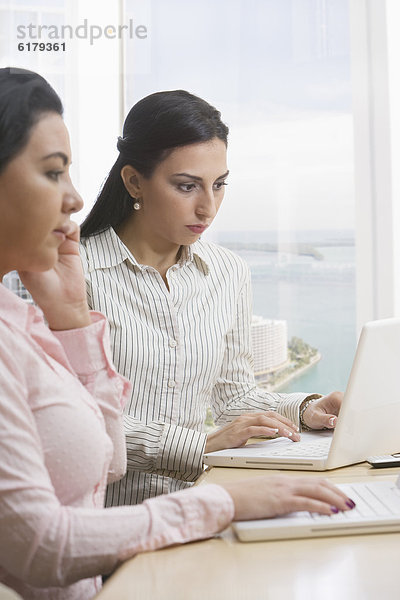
[
  {"x1": 52, "y1": 223, "x2": 74, "y2": 241},
  {"x1": 54, "y1": 222, "x2": 74, "y2": 235},
  {"x1": 52, "y1": 230, "x2": 66, "y2": 241},
  {"x1": 186, "y1": 225, "x2": 208, "y2": 234}
]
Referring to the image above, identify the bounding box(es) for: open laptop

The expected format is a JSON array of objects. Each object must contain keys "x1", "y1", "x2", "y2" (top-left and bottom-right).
[
  {"x1": 204, "y1": 318, "x2": 400, "y2": 471},
  {"x1": 232, "y1": 475, "x2": 400, "y2": 541}
]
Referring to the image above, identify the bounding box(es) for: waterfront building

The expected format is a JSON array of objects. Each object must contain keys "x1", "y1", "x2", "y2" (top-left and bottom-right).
[{"x1": 251, "y1": 315, "x2": 288, "y2": 376}]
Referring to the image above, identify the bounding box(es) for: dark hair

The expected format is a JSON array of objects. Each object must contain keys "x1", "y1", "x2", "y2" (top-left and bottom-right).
[
  {"x1": 81, "y1": 90, "x2": 229, "y2": 237},
  {"x1": 0, "y1": 67, "x2": 63, "y2": 174}
]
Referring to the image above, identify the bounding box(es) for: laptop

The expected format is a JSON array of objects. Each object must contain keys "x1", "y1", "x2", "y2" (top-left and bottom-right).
[
  {"x1": 204, "y1": 318, "x2": 400, "y2": 471},
  {"x1": 232, "y1": 475, "x2": 400, "y2": 541}
]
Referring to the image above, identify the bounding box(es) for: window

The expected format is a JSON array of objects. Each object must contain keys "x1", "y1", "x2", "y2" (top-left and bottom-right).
[
  {"x1": 124, "y1": 0, "x2": 356, "y2": 394},
  {"x1": 3, "y1": 0, "x2": 399, "y2": 393},
  {"x1": 2, "y1": 0, "x2": 123, "y2": 217},
  {"x1": 0, "y1": 0, "x2": 68, "y2": 94}
]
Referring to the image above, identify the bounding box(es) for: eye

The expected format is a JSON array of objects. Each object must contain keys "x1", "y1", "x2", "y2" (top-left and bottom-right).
[
  {"x1": 214, "y1": 181, "x2": 228, "y2": 191},
  {"x1": 178, "y1": 183, "x2": 197, "y2": 192},
  {"x1": 46, "y1": 170, "x2": 64, "y2": 182}
]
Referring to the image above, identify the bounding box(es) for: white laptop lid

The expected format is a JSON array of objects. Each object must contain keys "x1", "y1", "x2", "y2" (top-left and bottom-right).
[
  {"x1": 204, "y1": 318, "x2": 400, "y2": 471},
  {"x1": 326, "y1": 317, "x2": 400, "y2": 468}
]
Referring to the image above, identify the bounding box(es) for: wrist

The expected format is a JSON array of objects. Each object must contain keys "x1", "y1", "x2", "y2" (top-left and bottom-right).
[
  {"x1": 220, "y1": 482, "x2": 246, "y2": 520},
  {"x1": 47, "y1": 303, "x2": 91, "y2": 331},
  {"x1": 205, "y1": 432, "x2": 218, "y2": 454},
  {"x1": 299, "y1": 394, "x2": 322, "y2": 430}
]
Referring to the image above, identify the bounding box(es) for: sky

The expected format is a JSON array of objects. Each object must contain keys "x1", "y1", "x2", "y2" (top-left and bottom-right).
[
  {"x1": 1, "y1": 0, "x2": 354, "y2": 232},
  {"x1": 125, "y1": 0, "x2": 354, "y2": 232}
]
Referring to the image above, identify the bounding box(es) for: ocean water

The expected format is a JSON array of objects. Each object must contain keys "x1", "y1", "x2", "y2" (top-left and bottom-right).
[{"x1": 212, "y1": 230, "x2": 356, "y2": 396}]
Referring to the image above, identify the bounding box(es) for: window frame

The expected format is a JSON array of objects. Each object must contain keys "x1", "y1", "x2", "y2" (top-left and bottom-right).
[{"x1": 350, "y1": 0, "x2": 400, "y2": 331}]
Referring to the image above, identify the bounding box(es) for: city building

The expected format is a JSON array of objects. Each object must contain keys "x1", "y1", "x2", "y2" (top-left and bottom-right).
[{"x1": 251, "y1": 315, "x2": 288, "y2": 376}]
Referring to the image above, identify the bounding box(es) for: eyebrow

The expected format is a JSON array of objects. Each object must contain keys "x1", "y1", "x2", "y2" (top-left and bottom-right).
[
  {"x1": 41, "y1": 152, "x2": 69, "y2": 165},
  {"x1": 173, "y1": 170, "x2": 230, "y2": 181}
]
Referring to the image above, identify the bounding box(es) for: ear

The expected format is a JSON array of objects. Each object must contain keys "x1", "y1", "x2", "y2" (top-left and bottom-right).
[{"x1": 120, "y1": 165, "x2": 142, "y2": 198}]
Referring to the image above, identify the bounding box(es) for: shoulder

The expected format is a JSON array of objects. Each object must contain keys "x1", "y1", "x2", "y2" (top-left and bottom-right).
[
  {"x1": 0, "y1": 316, "x2": 19, "y2": 347},
  {"x1": 193, "y1": 239, "x2": 250, "y2": 277},
  {"x1": 192, "y1": 239, "x2": 250, "y2": 293},
  {"x1": 0, "y1": 304, "x2": 35, "y2": 384},
  {"x1": 79, "y1": 229, "x2": 107, "y2": 260},
  {"x1": 79, "y1": 228, "x2": 122, "y2": 275},
  {"x1": 0, "y1": 317, "x2": 25, "y2": 362}
]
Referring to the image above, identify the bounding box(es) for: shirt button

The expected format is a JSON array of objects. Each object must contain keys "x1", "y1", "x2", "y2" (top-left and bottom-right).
[
  {"x1": 169, "y1": 339, "x2": 177, "y2": 348},
  {"x1": 168, "y1": 379, "x2": 176, "y2": 388}
]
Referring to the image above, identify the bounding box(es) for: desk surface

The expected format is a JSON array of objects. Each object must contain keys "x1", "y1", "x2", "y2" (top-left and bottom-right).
[{"x1": 95, "y1": 462, "x2": 400, "y2": 600}]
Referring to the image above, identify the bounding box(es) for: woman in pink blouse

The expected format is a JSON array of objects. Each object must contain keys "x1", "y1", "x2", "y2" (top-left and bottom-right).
[{"x1": 0, "y1": 67, "x2": 354, "y2": 600}]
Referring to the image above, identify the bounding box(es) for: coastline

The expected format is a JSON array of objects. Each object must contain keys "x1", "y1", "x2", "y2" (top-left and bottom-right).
[{"x1": 256, "y1": 352, "x2": 321, "y2": 392}]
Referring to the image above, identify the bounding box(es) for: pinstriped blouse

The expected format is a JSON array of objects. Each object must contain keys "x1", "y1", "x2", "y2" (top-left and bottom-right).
[{"x1": 79, "y1": 227, "x2": 308, "y2": 506}]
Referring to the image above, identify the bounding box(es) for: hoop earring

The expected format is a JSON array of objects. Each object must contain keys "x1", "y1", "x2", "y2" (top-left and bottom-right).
[{"x1": 133, "y1": 199, "x2": 141, "y2": 210}]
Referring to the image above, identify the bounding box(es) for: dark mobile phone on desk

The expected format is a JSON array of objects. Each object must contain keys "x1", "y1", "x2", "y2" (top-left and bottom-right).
[{"x1": 366, "y1": 454, "x2": 400, "y2": 468}]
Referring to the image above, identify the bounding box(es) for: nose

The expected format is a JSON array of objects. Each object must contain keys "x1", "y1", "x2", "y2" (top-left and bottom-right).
[
  {"x1": 62, "y1": 175, "x2": 83, "y2": 215},
  {"x1": 196, "y1": 189, "x2": 219, "y2": 220}
]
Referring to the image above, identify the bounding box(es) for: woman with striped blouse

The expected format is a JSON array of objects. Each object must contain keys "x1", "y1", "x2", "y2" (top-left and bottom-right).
[{"x1": 79, "y1": 90, "x2": 343, "y2": 507}]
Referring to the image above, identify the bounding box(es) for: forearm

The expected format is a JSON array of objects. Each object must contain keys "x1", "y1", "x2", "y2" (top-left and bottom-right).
[
  {"x1": 1, "y1": 485, "x2": 233, "y2": 587},
  {"x1": 213, "y1": 385, "x2": 308, "y2": 429},
  {"x1": 212, "y1": 263, "x2": 309, "y2": 429},
  {"x1": 124, "y1": 416, "x2": 207, "y2": 480}
]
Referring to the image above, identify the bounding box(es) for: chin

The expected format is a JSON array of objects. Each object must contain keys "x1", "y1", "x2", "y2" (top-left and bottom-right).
[{"x1": 26, "y1": 252, "x2": 58, "y2": 273}]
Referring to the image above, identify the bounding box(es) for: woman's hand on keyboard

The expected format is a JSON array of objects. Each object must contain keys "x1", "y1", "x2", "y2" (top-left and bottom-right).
[
  {"x1": 222, "y1": 475, "x2": 356, "y2": 520},
  {"x1": 204, "y1": 412, "x2": 300, "y2": 454},
  {"x1": 302, "y1": 391, "x2": 343, "y2": 430}
]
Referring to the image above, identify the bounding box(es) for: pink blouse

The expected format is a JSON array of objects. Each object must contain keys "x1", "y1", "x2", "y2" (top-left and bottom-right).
[{"x1": 0, "y1": 284, "x2": 234, "y2": 600}]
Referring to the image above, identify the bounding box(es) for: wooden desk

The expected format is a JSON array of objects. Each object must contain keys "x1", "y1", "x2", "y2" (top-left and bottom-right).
[{"x1": 95, "y1": 463, "x2": 400, "y2": 600}]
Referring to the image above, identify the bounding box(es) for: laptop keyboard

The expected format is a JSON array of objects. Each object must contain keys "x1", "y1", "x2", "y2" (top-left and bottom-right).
[
  {"x1": 309, "y1": 482, "x2": 400, "y2": 521},
  {"x1": 264, "y1": 438, "x2": 331, "y2": 457}
]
